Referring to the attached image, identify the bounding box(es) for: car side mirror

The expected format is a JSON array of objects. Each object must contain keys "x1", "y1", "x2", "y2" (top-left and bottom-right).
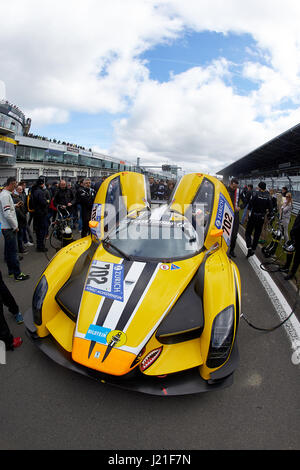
[
  {"x1": 210, "y1": 228, "x2": 223, "y2": 238},
  {"x1": 89, "y1": 221, "x2": 99, "y2": 229}
]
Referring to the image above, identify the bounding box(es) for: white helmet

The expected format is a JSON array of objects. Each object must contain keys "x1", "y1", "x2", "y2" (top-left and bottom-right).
[{"x1": 63, "y1": 226, "x2": 72, "y2": 234}]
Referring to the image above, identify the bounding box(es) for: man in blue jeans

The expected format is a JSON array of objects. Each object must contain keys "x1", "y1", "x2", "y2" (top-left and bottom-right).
[{"x1": 0, "y1": 177, "x2": 30, "y2": 281}]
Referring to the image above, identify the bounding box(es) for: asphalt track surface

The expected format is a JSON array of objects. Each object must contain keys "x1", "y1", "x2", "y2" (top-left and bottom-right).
[{"x1": 0, "y1": 231, "x2": 299, "y2": 451}]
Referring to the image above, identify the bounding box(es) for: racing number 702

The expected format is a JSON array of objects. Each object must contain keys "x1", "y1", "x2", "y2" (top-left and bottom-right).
[
  {"x1": 222, "y1": 212, "x2": 232, "y2": 237},
  {"x1": 87, "y1": 264, "x2": 110, "y2": 285}
]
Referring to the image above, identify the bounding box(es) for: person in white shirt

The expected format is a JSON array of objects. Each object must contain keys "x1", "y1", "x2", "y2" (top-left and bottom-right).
[{"x1": 0, "y1": 177, "x2": 29, "y2": 281}]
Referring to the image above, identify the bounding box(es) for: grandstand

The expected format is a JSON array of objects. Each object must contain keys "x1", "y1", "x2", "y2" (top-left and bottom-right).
[{"x1": 217, "y1": 123, "x2": 300, "y2": 214}]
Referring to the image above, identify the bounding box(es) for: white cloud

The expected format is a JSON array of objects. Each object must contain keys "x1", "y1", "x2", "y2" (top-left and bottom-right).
[
  {"x1": 23, "y1": 107, "x2": 69, "y2": 126},
  {"x1": 2, "y1": 1, "x2": 300, "y2": 172},
  {"x1": 1, "y1": 0, "x2": 181, "y2": 116},
  {"x1": 0, "y1": 81, "x2": 6, "y2": 99},
  {"x1": 111, "y1": 61, "x2": 269, "y2": 172}
]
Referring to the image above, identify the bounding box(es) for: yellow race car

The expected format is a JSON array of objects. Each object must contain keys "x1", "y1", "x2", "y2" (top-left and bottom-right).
[{"x1": 25, "y1": 172, "x2": 241, "y2": 396}]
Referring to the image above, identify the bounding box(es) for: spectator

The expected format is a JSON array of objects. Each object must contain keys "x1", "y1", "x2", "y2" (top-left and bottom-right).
[
  {"x1": 227, "y1": 178, "x2": 240, "y2": 258},
  {"x1": 245, "y1": 182, "x2": 273, "y2": 258},
  {"x1": 259, "y1": 187, "x2": 278, "y2": 244},
  {"x1": 241, "y1": 184, "x2": 253, "y2": 225},
  {"x1": 166, "y1": 181, "x2": 175, "y2": 201},
  {"x1": 269, "y1": 188, "x2": 278, "y2": 214},
  {"x1": 240, "y1": 185, "x2": 248, "y2": 206},
  {"x1": 19, "y1": 181, "x2": 34, "y2": 246},
  {"x1": 281, "y1": 186, "x2": 288, "y2": 198},
  {"x1": 149, "y1": 177, "x2": 158, "y2": 200},
  {"x1": 0, "y1": 177, "x2": 29, "y2": 281},
  {"x1": 76, "y1": 178, "x2": 95, "y2": 237},
  {"x1": 31, "y1": 178, "x2": 50, "y2": 252},
  {"x1": 0, "y1": 270, "x2": 23, "y2": 350},
  {"x1": 280, "y1": 192, "x2": 293, "y2": 242},
  {"x1": 48, "y1": 181, "x2": 59, "y2": 224},
  {"x1": 53, "y1": 179, "x2": 76, "y2": 217},
  {"x1": 75, "y1": 179, "x2": 85, "y2": 231},
  {"x1": 12, "y1": 185, "x2": 29, "y2": 254},
  {"x1": 156, "y1": 180, "x2": 166, "y2": 200}
]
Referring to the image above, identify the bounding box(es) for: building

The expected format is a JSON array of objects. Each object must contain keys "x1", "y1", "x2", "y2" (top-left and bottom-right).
[
  {"x1": 0, "y1": 99, "x2": 135, "y2": 185},
  {"x1": 217, "y1": 123, "x2": 300, "y2": 211}
]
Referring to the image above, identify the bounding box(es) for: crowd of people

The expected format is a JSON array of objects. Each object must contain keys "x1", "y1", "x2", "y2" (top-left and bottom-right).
[
  {"x1": 227, "y1": 178, "x2": 299, "y2": 282},
  {"x1": 149, "y1": 177, "x2": 175, "y2": 200},
  {"x1": 0, "y1": 174, "x2": 176, "y2": 268},
  {"x1": 0, "y1": 173, "x2": 177, "y2": 352},
  {"x1": 0, "y1": 175, "x2": 104, "y2": 351},
  {"x1": 27, "y1": 133, "x2": 92, "y2": 153}
]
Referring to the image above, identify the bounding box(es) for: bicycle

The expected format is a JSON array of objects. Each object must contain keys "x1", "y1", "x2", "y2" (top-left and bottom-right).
[{"x1": 49, "y1": 207, "x2": 74, "y2": 250}]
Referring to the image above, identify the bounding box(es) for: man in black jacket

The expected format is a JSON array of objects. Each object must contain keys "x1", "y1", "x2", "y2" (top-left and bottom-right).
[
  {"x1": 32, "y1": 178, "x2": 50, "y2": 252},
  {"x1": 12, "y1": 185, "x2": 28, "y2": 254},
  {"x1": 53, "y1": 179, "x2": 75, "y2": 216},
  {"x1": 76, "y1": 178, "x2": 95, "y2": 238},
  {"x1": 245, "y1": 181, "x2": 273, "y2": 258}
]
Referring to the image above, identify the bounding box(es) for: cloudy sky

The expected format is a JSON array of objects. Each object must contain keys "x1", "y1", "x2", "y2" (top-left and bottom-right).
[{"x1": 1, "y1": 0, "x2": 300, "y2": 174}]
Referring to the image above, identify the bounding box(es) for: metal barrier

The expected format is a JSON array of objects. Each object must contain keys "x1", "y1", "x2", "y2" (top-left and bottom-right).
[{"x1": 292, "y1": 200, "x2": 300, "y2": 215}]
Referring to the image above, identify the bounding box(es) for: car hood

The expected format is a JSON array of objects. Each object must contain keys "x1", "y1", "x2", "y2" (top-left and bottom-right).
[{"x1": 71, "y1": 244, "x2": 203, "y2": 375}]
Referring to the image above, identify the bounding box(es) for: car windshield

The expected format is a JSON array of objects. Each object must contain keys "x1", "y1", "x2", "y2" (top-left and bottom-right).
[{"x1": 105, "y1": 208, "x2": 204, "y2": 261}]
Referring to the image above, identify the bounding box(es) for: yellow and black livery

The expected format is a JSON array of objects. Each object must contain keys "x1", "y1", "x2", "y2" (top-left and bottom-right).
[{"x1": 25, "y1": 171, "x2": 241, "y2": 396}]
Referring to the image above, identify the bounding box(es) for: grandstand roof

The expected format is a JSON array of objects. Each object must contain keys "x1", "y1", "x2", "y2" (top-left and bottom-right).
[{"x1": 217, "y1": 122, "x2": 300, "y2": 177}]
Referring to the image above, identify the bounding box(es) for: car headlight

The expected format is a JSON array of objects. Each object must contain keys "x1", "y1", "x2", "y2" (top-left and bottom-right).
[
  {"x1": 32, "y1": 275, "x2": 48, "y2": 325},
  {"x1": 206, "y1": 305, "x2": 234, "y2": 368}
]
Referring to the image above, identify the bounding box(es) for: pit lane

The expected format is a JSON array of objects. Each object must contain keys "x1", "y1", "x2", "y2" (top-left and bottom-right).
[{"x1": 0, "y1": 231, "x2": 299, "y2": 450}]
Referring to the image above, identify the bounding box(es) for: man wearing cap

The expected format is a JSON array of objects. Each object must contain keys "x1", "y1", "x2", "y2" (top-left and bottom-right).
[{"x1": 245, "y1": 181, "x2": 273, "y2": 258}]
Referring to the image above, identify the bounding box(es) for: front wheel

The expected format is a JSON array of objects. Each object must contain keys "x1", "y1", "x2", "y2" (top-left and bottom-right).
[{"x1": 49, "y1": 223, "x2": 63, "y2": 250}]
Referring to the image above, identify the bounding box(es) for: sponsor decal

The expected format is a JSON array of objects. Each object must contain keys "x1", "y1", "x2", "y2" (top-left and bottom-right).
[
  {"x1": 85, "y1": 261, "x2": 124, "y2": 301},
  {"x1": 85, "y1": 325, "x2": 111, "y2": 344},
  {"x1": 215, "y1": 194, "x2": 234, "y2": 246},
  {"x1": 106, "y1": 329, "x2": 127, "y2": 348},
  {"x1": 140, "y1": 347, "x2": 163, "y2": 371},
  {"x1": 87, "y1": 261, "x2": 158, "y2": 361},
  {"x1": 171, "y1": 264, "x2": 180, "y2": 270},
  {"x1": 85, "y1": 325, "x2": 126, "y2": 349},
  {"x1": 160, "y1": 264, "x2": 170, "y2": 271},
  {"x1": 90, "y1": 203, "x2": 102, "y2": 239},
  {"x1": 91, "y1": 203, "x2": 102, "y2": 222}
]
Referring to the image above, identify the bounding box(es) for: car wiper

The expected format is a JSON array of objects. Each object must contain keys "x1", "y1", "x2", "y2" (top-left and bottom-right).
[{"x1": 103, "y1": 238, "x2": 132, "y2": 260}]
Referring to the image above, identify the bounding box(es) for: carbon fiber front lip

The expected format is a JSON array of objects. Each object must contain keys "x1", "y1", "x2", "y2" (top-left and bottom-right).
[{"x1": 24, "y1": 308, "x2": 234, "y2": 396}]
